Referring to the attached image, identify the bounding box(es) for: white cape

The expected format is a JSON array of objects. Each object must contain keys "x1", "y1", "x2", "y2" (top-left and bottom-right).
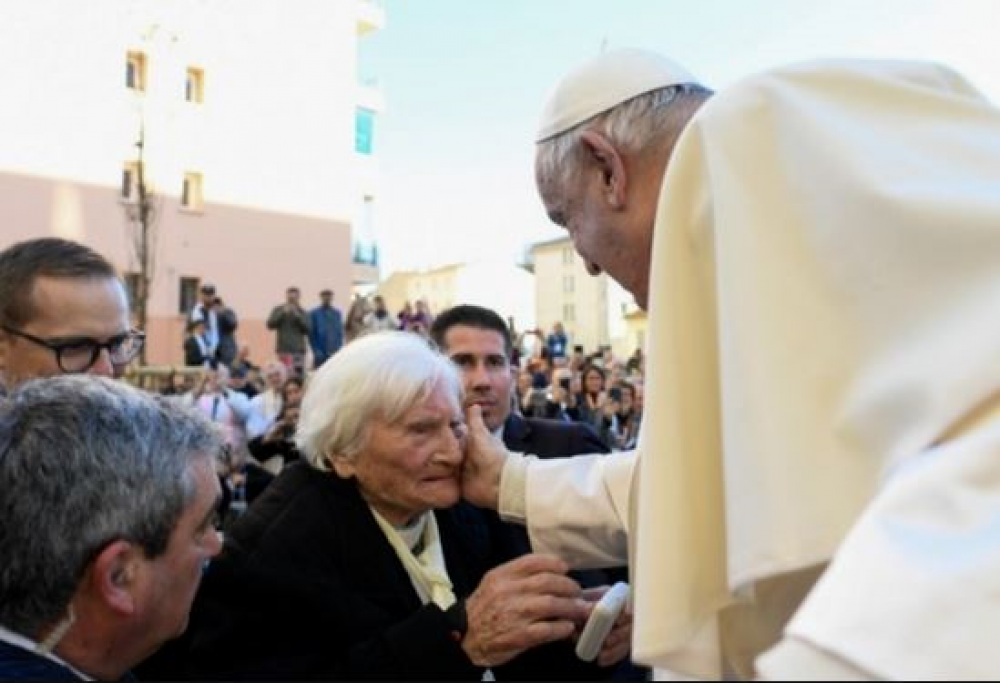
[{"x1": 630, "y1": 59, "x2": 1000, "y2": 678}]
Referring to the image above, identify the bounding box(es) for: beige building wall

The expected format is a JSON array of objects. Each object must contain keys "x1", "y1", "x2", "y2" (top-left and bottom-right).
[
  {"x1": 379, "y1": 265, "x2": 461, "y2": 319},
  {"x1": 0, "y1": 0, "x2": 382, "y2": 366},
  {"x1": 379, "y1": 260, "x2": 535, "y2": 330},
  {"x1": 531, "y1": 237, "x2": 609, "y2": 353}
]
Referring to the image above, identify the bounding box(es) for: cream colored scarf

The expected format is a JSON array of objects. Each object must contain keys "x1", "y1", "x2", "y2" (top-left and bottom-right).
[{"x1": 371, "y1": 508, "x2": 456, "y2": 610}]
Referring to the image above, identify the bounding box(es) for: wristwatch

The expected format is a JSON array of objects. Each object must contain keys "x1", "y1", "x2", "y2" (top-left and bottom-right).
[{"x1": 443, "y1": 599, "x2": 468, "y2": 642}]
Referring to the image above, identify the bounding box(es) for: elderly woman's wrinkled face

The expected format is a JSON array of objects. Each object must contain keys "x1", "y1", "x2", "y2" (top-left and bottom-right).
[{"x1": 337, "y1": 382, "x2": 466, "y2": 526}]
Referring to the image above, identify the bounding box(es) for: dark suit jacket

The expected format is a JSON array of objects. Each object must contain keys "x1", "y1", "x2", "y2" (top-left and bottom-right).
[
  {"x1": 183, "y1": 336, "x2": 208, "y2": 367},
  {"x1": 0, "y1": 640, "x2": 82, "y2": 680},
  {"x1": 500, "y1": 414, "x2": 627, "y2": 586},
  {"x1": 141, "y1": 463, "x2": 606, "y2": 680},
  {"x1": 502, "y1": 413, "x2": 608, "y2": 459}
]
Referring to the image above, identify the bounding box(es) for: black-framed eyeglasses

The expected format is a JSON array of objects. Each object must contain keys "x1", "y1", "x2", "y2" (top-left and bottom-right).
[{"x1": 0, "y1": 325, "x2": 145, "y2": 374}]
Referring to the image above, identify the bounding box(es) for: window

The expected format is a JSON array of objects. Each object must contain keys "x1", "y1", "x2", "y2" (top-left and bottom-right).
[
  {"x1": 353, "y1": 195, "x2": 379, "y2": 266},
  {"x1": 126, "y1": 51, "x2": 147, "y2": 91},
  {"x1": 355, "y1": 107, "x2": 375, "y2": 154},
  {"x1": 563, "y1": 275, "x2": 575, "y2": 294},
  {"x1": 123, "y1": 272, "x2": 142, "y2": 308},
  {"x1": 185, "y1": 67, "x2": 205, "y2": 103},
  {"x1": 181, "y1": 172, "x2": 203, "y2": 211},
  {"x1": 562, "y1": 303, "x2": 576, "y2": 323},
  {"x1": 179, "y1": 277, "x2": 200, "y2": 315},
  {"x1": 121, "y1": 161, "x2": 140, "y2": 202},
  {"x1": 562, "y1": 247, "x2": 574, "y2": 266}
]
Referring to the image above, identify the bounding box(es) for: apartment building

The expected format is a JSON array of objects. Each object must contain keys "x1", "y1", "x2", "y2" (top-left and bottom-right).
[
  {"x1": 0, "y1": 0, "x2": 385, "y2": 365},
  {"x1": 529, "y1": 235, "x2": 644, "y2": 357}
]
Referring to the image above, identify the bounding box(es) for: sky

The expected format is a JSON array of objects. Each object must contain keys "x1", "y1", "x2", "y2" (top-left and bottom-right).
[{"x1": 359, "y1": 0, "x2": 1000, "y2": 276}]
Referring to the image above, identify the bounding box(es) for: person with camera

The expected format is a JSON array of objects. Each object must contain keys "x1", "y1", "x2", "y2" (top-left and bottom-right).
[
  {"x1": 265, "y1": 286, "x2": 310, "y2": 378},
  {"x1": 183, "y1": 363, "x2": 251, "y2": 451},
  {"x1": 248, "y1": 394, "x2": 302, "y2": 469}
]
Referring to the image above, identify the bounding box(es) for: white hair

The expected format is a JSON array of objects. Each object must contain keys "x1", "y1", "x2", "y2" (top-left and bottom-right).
[
  {"x1": 295, "y1": 331, "x2": 463, "y2": 470},
  {"x1": 535, "y1": 83, "x2": 713, "y2": 189}
]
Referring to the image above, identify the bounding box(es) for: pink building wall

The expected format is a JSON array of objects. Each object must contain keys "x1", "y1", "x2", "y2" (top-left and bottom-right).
[{"x1": 1, "y1": 171, "x2": 352, "y2": 367}]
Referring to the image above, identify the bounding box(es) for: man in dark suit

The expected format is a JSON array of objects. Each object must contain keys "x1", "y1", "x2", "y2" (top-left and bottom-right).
[
  {"x1": 431, "y1": 305, "x2": 607, "y2": 459},
  {"x1": 431, "y1": 305, "x2": 638, "y2": 675}
]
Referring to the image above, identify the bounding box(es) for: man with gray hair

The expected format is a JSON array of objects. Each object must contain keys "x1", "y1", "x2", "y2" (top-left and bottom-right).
[
  {"x1": 0, "y1": 376, "x2": 223, "y2": 680},
  {"x1": 463, "y1": 48, "x2": 1000, "y2": 679},
  {"x1": 0, "y1": 237, "x2": 143, "y2": 391}
]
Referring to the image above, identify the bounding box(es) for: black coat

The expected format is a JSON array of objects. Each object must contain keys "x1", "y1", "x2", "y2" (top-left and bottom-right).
[
  {"x1": 502, "y1": 413, "x2": 608, "y2": 459},
  {"x1": 183, "y1": 336, "x2": 208, "y2": 367},
  {"x1": 0, "y1": 640, "x2": 82, "y2": 680},
  {"x1": 141, "y1": 463, "x2": 608, "y2": 680}
]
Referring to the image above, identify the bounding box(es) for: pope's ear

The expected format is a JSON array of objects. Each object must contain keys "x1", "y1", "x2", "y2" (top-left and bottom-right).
[{"x1": 579, "y1": 129, "x2": 628, "y2": 209}]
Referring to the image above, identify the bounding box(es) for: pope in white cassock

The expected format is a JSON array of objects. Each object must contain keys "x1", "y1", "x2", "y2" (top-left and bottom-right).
[{"x1": 460, "y1": 48, "x2": 1000, "y2": 680}]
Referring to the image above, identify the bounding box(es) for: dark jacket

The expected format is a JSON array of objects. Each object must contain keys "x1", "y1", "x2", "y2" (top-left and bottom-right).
[
  {"x1": 308, "y1": 305, "x2": 344, "y2": 365},
  {"x1": 0, "y1": 640, "x2": 82, "y2": 680},
  {"x1": 140, "y1": 463, "x2": 606, "y2": 680},
  {"x1": 266, "y1": 305, "x2": 310, "y2": 355},
  {"x1": 183, "y1": 335, "x2": 209, "y2": 367},
  {"x1": 502, "y1": 413, "x2": 607, "y2": 458},
  {"x1": 216, "y1": 306, "x2": 239, "y2": 366}
]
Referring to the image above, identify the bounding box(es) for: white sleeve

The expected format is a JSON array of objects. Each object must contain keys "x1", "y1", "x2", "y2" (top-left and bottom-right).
[{"x1": 500, "y1": 450, "x2": 635, "y2": 569}]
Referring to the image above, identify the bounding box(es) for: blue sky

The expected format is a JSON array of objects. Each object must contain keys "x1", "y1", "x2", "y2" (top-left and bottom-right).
[{"x1": 360, "y1": 0, "x2": 1000, "y2": 275}]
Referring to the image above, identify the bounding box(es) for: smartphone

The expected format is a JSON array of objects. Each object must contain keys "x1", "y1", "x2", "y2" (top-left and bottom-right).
[
  {"x1": 559, "y1": 377, "x2": 571, "y2": 391},
  {"x1": 609, "y1": 387, "x2": 622, "y2": 402},
  {"x1": 573, "y1": 344, "x2": 584, "y2": 354}
]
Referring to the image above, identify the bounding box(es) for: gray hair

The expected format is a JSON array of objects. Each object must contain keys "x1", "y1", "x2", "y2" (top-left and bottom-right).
[
  {"x1": 0, "y1": 376, "x2": 223, "y2": 636},
  {"x1": 535, "y1": 83, "x2": 713, "y2": 188},
  {"x1": 296, "y1": 331, "x2": 462, "y2": 470}
]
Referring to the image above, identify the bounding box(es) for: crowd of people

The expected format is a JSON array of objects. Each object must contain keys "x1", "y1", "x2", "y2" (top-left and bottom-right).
[
  {"x1": 176, "y1": 297, "x2": 645, "y2": 529},
  {"x1": 2, "y1": 43, "x2": 1000, "y2": 682}
]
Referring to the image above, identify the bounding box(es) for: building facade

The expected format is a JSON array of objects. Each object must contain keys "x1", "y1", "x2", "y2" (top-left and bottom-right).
[
  {"x1": 529, "y1": 235, "x2": 644, "y2": 357},
  {"x1": 379, "y1": 259, "x2": 535, "y2": 333},
  {"x1": 530, "y1": 236, "x2": 608, "y2": 353},
  {"x1": 0, "y1": 0, "x2": 385, "y2": 366}
]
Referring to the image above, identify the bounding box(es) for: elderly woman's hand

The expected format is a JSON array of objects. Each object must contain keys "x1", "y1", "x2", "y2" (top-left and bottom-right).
[
  {"x1": 459, "y1": 405, "x2": 508, "y2": 510},
  {"x1": 460, "y1": 554, "x2": 589, "y2": 668}
]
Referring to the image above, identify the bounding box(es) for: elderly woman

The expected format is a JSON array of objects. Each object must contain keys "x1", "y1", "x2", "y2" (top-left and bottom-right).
[{"x1": 152, "y1": 332, "x2": 611, "y2": 680}]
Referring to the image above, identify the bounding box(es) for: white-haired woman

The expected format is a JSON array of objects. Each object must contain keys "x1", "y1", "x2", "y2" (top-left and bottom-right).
[{"x1": 160, "y1": 332, "x2": 611, "y2": 680}]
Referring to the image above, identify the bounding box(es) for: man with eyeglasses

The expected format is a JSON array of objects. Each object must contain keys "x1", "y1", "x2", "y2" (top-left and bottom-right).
[{"x1": 0, "y1": 238, "x2": 144, "y2": 391}]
